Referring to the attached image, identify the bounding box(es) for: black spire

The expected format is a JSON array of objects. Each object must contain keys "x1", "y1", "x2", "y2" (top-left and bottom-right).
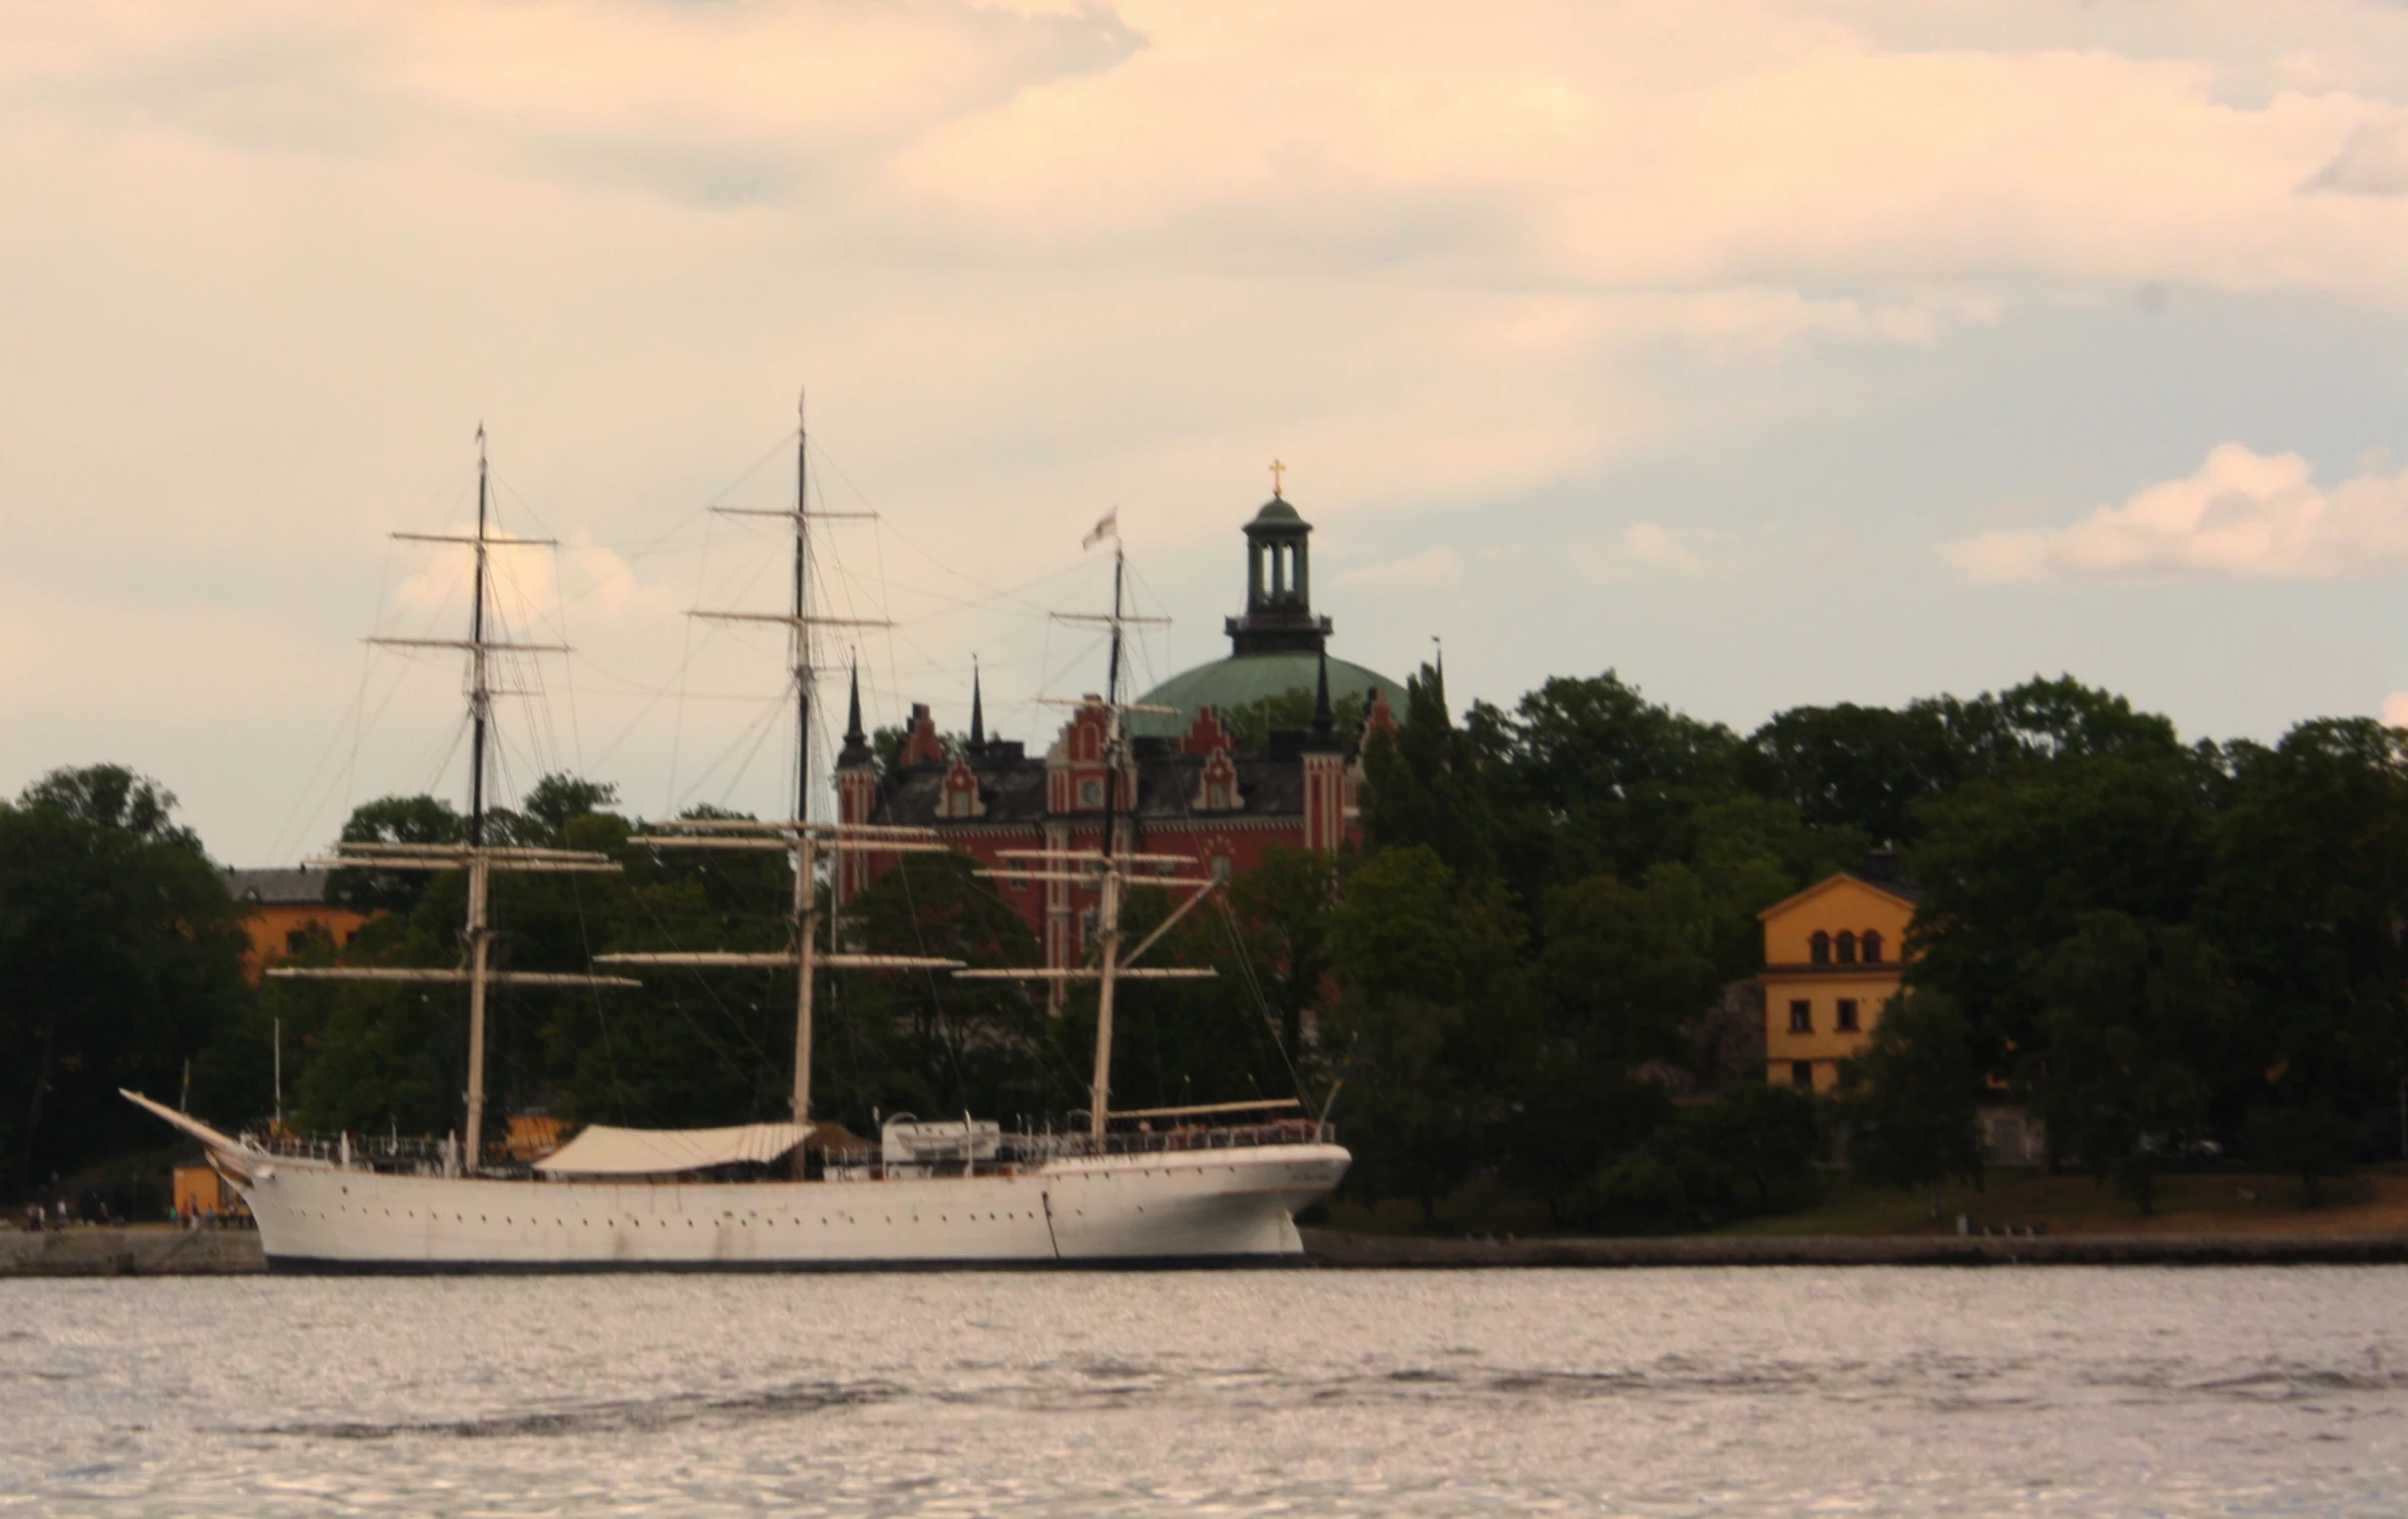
[
  {"x1": 1306, "y1": 648, "x2": 1341, "y2": 752},
  {"x1": 836, "y1": 662, "x2": 873, "y2": 770},
  {"x1": 968, "y1": 660, "x2": 986, "y2": 754}
]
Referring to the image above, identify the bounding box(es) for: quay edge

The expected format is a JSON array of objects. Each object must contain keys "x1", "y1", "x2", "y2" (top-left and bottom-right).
[{"x1": 13, "y1": 1227, "x2": 2408, "y2": 1277}]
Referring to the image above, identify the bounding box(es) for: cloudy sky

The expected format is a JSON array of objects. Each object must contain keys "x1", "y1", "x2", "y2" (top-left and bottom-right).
[{"x1": 8, "y1": 0, "x2": 2408, "y2": 863}]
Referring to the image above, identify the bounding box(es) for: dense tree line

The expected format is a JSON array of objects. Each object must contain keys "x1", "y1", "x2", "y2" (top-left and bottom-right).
[
  {"x1": 9, "y1": 665, "x2": 2408, "y2": 1227},
  {"x1": 1342, "y1": 667, "x2": 2408, "y2": 1220}
]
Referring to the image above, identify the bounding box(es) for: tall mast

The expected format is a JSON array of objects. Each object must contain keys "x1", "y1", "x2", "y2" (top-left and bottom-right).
[
  {"x1": 463, "y1": 427, "x2": 494, "y2": 1165},
  {"x1": 957, "y1": 527, "x2": 1218, "y2": 1141},
  {"x1": 793, "y1": 391, "x2": 812, "y2": 826},
  {"x1": 1088, "y1": 545, "x2": 1127, "y2": 1136},
  {"x1": 788, "y1": 393, "x2": 816, "y2": 1131},
  {"x1": 268, "y1": 427, "x2": 637, "y2": 1173},
  {"x1": 610, "y1": 395, "x2": 930, "y2": 1138},
  {"x1": 468, "y1": 429, "x2": 490, "y2": 847}
]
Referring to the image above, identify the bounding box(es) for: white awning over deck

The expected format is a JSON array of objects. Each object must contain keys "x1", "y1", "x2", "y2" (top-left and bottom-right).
[{"x1": 534, "y1": 1121, "x2": 812, "y2": 1176}]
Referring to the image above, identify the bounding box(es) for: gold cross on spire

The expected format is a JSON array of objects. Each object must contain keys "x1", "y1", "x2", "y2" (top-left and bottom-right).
[{"x1": 1270, "y1": 458, "x2": 1287, "y2": 499}]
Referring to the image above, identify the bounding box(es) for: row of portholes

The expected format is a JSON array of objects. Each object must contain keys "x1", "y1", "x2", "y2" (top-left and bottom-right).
[
  {"x1": 335, "y1": 1207, "x2": 1044, "y2": 1228},
  {"x1": 1807, "y1": 929, "x2": 1885, "y2": 965}
]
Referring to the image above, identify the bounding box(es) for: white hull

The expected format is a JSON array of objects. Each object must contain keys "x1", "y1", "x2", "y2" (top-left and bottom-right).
[{"x1": 219, "y1": 1144, "x2": 1349, "y2": 1272}]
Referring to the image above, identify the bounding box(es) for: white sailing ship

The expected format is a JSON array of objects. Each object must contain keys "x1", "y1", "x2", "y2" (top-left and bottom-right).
[{"x1": 126, "y1": 408, "x2": 1348, "y2": 1271}]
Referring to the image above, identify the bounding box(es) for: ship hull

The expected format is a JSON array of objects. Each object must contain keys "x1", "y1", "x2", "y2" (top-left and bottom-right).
[{"x1": 223, "y1": 1143, "x2": 1349, "y2": 1273}]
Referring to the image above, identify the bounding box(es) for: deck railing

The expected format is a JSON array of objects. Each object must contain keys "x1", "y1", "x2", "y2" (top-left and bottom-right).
[{"x1": 824, "y1": 1118, "x2": 1334, "y2": 1181}]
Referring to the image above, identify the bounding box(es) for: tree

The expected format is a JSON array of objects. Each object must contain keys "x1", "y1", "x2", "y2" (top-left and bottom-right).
[
  {"x1": 17, "y1": 763, "x2": 200, "y2": 850},
  {"x1": 1324, "y1": 846, "x2": 1534, "y2": 1220},
  {"x1": 509, "y1": 774, "x2": 621, "y2": 843},
  {"x1": 1688, "y1": 1081, "x2": 1823, "y2": 1210},
  {"x1": 831, "y1": 849, "x2": 1061, "y2": 1129},
  {"x1": 297, "y1": 779, "x2": 644, "y2": 1139},
  {"x1": 1743, "y1": 701, "x2": 1966, "y2": 845},
  {"x1": 1358, "y1": 663, "x2": 1497, "y2": 885},
  {"x1": 1226, "y1": 845, "x2": 1344, "y2": 1060},
  {"x1": 1538, "y1": 874, "x2": 1720, "y2": 1072},
  {"x1": 2022, "y1": 913, "x2": 2234, "y2": 1213},
  {"x1": 1576, "y1": 1083, "x2": 1820, "y2": 1231},
  {"x1": 2204, "y1": 720, "x2": 2408, "y2": 1145},
  {"x1": 1745, "y1": 677, "x2": 2182, "y2": 846},
  {"x1": 1837, "y1": 991, "x2": 1985, "y2": 1207},
  {"x1": 1907, "y1": 743, "x2": 2217, "y2": 1071},
  {"x1": 1482, "y1": 670, "x2": 1742, "y2": 901},
  {"x1": 0, "y1": 766, "x2": 250, "y2": 1192},
  {"x1": 329, "y1": 794, "x2": 462, "y2": 914}
]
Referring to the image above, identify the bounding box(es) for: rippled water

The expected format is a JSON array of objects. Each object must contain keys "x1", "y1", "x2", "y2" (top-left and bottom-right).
[{"x1": 5, "y1": 1268, "x2": 2407, "y2": 1514}]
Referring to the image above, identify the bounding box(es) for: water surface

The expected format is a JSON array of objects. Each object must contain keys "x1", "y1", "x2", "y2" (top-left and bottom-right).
[{"x1": 4, "y1": 1268, "x2": 2404, "y2": 1514}]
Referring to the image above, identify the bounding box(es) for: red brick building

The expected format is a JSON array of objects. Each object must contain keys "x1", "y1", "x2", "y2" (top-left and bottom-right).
[{"x1": 834, "y1": 487, "x2": 1397, "y2": 980}]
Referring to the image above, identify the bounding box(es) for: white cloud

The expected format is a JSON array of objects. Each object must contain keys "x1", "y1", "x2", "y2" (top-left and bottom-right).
[
  {"x1": 1340, "y1": 546, "x2": 1460, "y2": 594},
  {"x1": 1624, "y1": 524, "x2": 1702, "y2": 570},
  {"x1": 392, "y1": 529, "x2": 662, "y2": 628},
  {"x1": 13, "y1": 1, "x2": 2408, "y2": 857},
  {"x1": 2305, "y1": 119, "x2": 2408, "y2": 195},
  {"x1": 1576, "y1": 523, "x2": 1717, "y2": 582},
  {"x1": 1943, "y1": 446, "x2": 2408, "y2": 581}
]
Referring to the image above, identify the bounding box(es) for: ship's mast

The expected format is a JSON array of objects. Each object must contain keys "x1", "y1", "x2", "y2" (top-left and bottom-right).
[
  {"x1": 958, "y1": 527, "x2": 1219, "y2": 1139},
  {"x1": 786, "y1": 392, "x2": 821, "y2": 1128},
  {"x1": 463, "y1": 430, "x2": 494, "y2": 1164},
  {"x1": 1088, "y1": 544, "x2": 1128, "y2": 1135},
  {"x1": 597, "y1": 395, "x2": 958, "y2": 1149},
  {"x1": 269, "y1": 428, "x2": 635, "y2": 1175},
  {"x1": 792, "y1": 395, "x2": 813, "y2": 827}
]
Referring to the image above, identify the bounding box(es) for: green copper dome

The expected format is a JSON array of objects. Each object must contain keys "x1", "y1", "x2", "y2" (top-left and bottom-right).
[{"x1": 1132, "y1": 652, "x2": 1399, "y2": 740}]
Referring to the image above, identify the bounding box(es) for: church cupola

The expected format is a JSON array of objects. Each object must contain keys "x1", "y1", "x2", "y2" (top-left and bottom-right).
[{"x1": 1226, "y1": 461, "x2": 1334, "y2": 657}]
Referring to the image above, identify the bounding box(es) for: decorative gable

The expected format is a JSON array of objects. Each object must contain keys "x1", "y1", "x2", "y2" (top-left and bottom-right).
[
  {"x1": 1757, "y1": 873, "x2": 1918, "y2": 969},
  {"x1": 1046, "y1": 697, "x2": 1129, "y2": 813},
  {"x1": 898, "y1": 704, "x2": 947, "y2": 767},
  {"x1": 937, "y1": 756, "x2": 986, "y2": 819},
  {"x1": 1192, "y1": 747, "x2": 1240, "y2": 811},
  {"x1": 1181, "y1": 706, "x2": 1234, "y2": 756}
]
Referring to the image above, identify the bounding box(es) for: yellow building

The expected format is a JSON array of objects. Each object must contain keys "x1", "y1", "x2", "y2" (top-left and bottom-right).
[
  {"x1": 225, "y1": 867, "x2": 371, "y2": 985},
  {"x1": 171, "y1": 1163, "x2": 247, "y2": 1221},
  {"x1": 1758, "y1": 872, "x2": 1918, "y2": 1092}
]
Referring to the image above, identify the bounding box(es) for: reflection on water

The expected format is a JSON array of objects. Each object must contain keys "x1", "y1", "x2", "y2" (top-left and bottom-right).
[{"x1": 4, "y1": 1268, "x2": 2407, "y2": 1514}]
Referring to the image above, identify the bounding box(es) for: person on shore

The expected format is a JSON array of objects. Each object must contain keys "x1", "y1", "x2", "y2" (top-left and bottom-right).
[{"x1": 23, "y1": 1204, "x2": 42, "y2": 1233}]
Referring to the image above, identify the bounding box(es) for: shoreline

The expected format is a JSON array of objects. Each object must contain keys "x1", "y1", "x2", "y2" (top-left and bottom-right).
[
  {"x1": 7, "y1": 1226, "x2": 2408, "y2": 1276},
  {"x1": 1299, "y1": 1228, "x2": 2408, "y2": 1268}
]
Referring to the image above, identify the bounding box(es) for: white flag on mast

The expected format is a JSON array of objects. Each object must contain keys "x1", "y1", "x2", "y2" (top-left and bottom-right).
[{"x1": 1082, "y1": 508, "x2": 1118, "y2": 550}]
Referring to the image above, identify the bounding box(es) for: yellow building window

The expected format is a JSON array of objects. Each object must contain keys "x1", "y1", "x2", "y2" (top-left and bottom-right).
[
  {"x1": 1788, "y1": 999, "x2": 1811, "y2": 1033},
  {"x1": 1837, "y1": 998, "x2": 1860, "y2": 1033}
]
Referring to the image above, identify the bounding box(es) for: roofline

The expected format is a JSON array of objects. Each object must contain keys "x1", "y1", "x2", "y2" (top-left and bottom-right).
[{"x1": 1755, "y1": 871, "x2": 1921, "y2": 922}]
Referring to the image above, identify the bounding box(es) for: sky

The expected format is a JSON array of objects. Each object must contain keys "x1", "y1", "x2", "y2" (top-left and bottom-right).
[{"x1": 7, "y1": 0, "x2": 2408, "y2": 864}]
